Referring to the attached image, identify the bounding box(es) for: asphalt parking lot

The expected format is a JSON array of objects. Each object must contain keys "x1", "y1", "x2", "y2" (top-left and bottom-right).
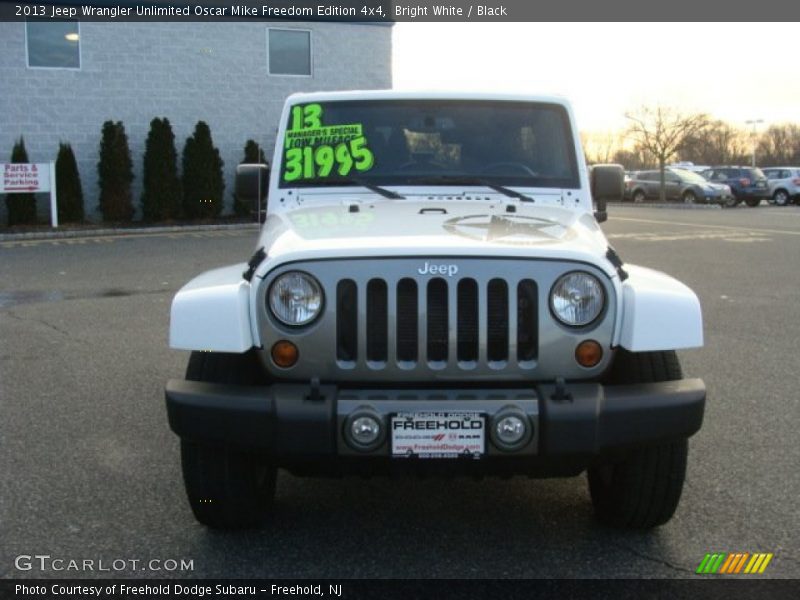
[{"x1": 1, "y1": 204, "x2": 798, "y2": 579}]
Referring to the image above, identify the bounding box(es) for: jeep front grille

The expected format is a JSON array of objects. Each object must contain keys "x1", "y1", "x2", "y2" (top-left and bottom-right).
[
  {"x1": 335, "y1": 276, "x2": 538, "y2": 369},
  {"x1": 258, "y1": 258, "x2": 616, "y2": 383}
]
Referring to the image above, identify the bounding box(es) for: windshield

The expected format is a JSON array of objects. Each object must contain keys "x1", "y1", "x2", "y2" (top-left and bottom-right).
[
  {"x1": 279, "y1": 99, "x2": 579, "y2": 189},
  {"x1": 672, "y1": 169, "x2": 709, "y2": 184}
]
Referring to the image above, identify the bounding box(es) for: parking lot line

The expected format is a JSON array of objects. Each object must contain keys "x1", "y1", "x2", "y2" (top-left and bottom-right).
[{"x1": 612, "y1": 216, "x2": 800, "y2": 237}]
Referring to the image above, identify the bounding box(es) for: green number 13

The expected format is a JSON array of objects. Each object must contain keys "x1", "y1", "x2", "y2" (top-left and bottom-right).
[{"x1": 290, "y1": 104, "x2": 322, "y2": 131}]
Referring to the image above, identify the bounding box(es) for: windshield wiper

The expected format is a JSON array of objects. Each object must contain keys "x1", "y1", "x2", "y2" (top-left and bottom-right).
[
  {"x1": 409, "y1": 176, "x2": 534, "y2": 202},
  {"x1": 299, "y1": 177, "x2": 405, "y2": 200}
]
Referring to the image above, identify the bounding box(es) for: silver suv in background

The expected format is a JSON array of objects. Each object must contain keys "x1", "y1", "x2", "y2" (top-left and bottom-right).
[
  {"x1": 762, "y1": 167, "x2": 800, "y2": 206},
  {"x1": 625, "y1": 168, "x2": 733, "y2": 205}
]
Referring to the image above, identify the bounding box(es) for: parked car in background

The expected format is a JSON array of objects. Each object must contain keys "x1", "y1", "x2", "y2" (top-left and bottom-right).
[
  {"x1": 668, "y1": 161, "x2": 711, "y2": 174},
  {"x1": 625, "y1": 168, "x2": 733, "y2": 205},
  {"x1": 701, "y1": 166, "x2": 770, "y2": 207},
  {"x1": 761, "y1": 167, "x2": 800, "y2": 206},
  {"x1": 622, "y1": 171, "x2": 636, "y2": 200}
]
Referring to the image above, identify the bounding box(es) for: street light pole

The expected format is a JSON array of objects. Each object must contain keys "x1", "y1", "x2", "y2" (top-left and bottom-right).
[{"x1": 745, "y1": 119, "x2": 763, "y2": 167}]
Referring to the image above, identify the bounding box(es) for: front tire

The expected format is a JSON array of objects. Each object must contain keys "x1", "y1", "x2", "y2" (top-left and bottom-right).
[
  {"x1": 632, "y1": 189, "x2": 646, "y2": 203},
  {"x1": 773, "y1": 189, "x2": 789, "y2": 206},
  {"x1": 682, "y1": 191, "x2": 699, "y2": 204},
  {"x1": 587, "y1": 350, "x2": 689, "y2": 529},
  {"x1": 180, "y1": 351, "x2": 276, "y2": 529}
]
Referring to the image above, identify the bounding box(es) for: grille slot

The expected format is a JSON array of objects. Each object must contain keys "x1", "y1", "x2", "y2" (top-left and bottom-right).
[
  {"x1": 487, "y1": 279, "x2": 509, "y2": 362},
  {"x1": 517, "y1": 279, "x2": 538, "y2": 362},
  {"x1": 457, "y1": 278, "x2": 479, "y2": 362},
  {"x1": 336, "y1": 279, "x2": 357, "y2": 362},
  {"x1": 366, "y1": 279, "x2": 388, "y2": 363},
  {"x1": 396, "y1": 278, "x2": 418, "y2": 362},
  {"x1": 426, "y1": 278, "x2": 449, "y2": 362}
]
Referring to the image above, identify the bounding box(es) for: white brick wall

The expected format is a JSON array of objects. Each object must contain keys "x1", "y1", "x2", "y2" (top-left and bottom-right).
[{"x1": 0, "y1": 21, "x2": 392, "y2": 222}]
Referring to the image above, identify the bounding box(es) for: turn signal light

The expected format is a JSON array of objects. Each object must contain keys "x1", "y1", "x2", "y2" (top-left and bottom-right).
[
  {"x1": 271, "y1": 340, "x2": 299, "y2": 368},
  {"x1": 575, "y1": 340, "x2": 603, "y2": 368}
]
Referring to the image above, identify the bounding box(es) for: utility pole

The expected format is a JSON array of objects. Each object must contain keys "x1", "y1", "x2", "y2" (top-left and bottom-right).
[{"x1": 745, "y1": 119, "x2": 763, "y2": 167}]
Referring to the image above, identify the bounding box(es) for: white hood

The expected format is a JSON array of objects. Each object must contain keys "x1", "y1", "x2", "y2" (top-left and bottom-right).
[{"x1": 254, "y1": 196, "x2": 615, "y2": 278}]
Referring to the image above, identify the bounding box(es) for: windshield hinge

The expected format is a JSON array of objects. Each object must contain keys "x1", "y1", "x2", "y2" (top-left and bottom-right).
[
  {"x1": 242, "y1": 246, "x2": 266, "y2": 282},
  {"x1": 606, "y1": 246, "x2": 628, "y2": 281}
]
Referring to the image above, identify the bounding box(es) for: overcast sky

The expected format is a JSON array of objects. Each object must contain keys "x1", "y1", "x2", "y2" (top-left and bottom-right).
[{"x1": 393, "y1": 23, "x2": 799, "y2": 133}]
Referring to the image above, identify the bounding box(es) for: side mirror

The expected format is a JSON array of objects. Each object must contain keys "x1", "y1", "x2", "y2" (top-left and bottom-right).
[
  {"x1": 590, "y1": 164, "x2": 624, "y2": 223},
  {"x1": 235, "y1": 163, "x2": 269, "y2": 212}
]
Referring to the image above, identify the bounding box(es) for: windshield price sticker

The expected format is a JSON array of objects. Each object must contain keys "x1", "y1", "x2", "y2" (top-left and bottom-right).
[
  {"x1": 391, "y1": 412, "x2": 485, "y2": 459},
  {"x1": 284, "y1": 103, "x2": 375, "y2": 182}
]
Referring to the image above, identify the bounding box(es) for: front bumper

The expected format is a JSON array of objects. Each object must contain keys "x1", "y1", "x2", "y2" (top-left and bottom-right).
[
  {"x1": 735, "y1": 188, "x2": 769, "y2": 200},
  {"x1": 704, "y1": 191, "x2": 732, "y2": 204},
  {"x1": 165, "y1": 378, "x2": 705, "y2": 475}
]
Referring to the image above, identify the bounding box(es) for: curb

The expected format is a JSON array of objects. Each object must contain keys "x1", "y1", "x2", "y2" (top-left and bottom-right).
[{"x1": 0, "y1": 222, "x2": 259, "y2": 242}]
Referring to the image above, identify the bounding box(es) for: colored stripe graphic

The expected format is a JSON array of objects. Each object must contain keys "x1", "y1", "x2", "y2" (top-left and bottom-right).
[
  {"x1": 711, "y1": 553, "x2": 726, "y2": 573},
  {"x1": 697, "y1": 552, "x2": 774, "y2": 575},
  {"x1": 744, "y1": 553, "x2": 774, "y2": 574},
  {"x1": 697, "y1": 553, "x2": 727, "y2": 574},
  {"x1": 719, "y1": 553, "x2": 736, "y2": 573},
  {"x1": 696, "y1": 553, "x2": 713, "y2": 574},
  {"x1": 733, "y1": 553, "x2": 749, "y2": 574}
]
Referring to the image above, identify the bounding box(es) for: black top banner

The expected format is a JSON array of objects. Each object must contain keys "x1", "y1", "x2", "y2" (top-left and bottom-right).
[{"x1": 0, "y1": 0, "x2": 796, "y2": 22}]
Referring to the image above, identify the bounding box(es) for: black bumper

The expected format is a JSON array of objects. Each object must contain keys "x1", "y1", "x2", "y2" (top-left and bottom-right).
[
  {"x1": 735, "y1": 188, "x2": 769, "y2": 200},
  {"x1": 165, "y1": 378, "x2": 705, "y2": 472}
]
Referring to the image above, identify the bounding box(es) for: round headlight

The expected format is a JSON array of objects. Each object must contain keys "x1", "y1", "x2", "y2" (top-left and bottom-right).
[
  {"x1": 550, "y1": 271, "x2": 605, "y2": 327},
  {"x1": 268, "y1": 271, "x2": 323, "y2": 326}
]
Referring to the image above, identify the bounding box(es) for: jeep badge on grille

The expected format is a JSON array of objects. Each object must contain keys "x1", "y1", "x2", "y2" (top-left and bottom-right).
[{"x1": 417, "y1": 262, "x2": 459, "y2": 276}]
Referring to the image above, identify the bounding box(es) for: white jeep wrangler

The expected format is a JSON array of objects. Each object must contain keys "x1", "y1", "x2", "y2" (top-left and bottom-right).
[{"x1": 166, "y1": 91, "x2": 705, "y2": 529}]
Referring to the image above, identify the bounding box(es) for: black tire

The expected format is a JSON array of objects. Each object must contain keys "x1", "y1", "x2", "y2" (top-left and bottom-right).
[
  {"x1": 723, "y1": 195, "x2": 741, "y2": 208},
  {"x1": 773, "y1": 189, "x2": 789, "y2": 206},
  {"x1": 632, "y1": 189, "x2": 646, "y2": 203},
  {"x1": 745, "y1": 198, "x2": 761, "y2": 207},
  {"x1": 587, "y1": 350, "x2": 688, "y2": 529},
  {"x1": 682, "y1": 191, "x2": 699, "y2": 205},
  {"x1": 180, "y1": 351, "x2": 276, "y2": 529}
]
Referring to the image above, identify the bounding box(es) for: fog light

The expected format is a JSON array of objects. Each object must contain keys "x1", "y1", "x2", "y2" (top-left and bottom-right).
[
  {"x1": 352, "y1": 417, "x2": 381, "y2": 444},
  {"x1": 344, "y1": 411, "x2": 385, "y2": 451},
  {"x1": 490, "y1": 409, "x2": 531, "y2": 451},
  {"x1": 271, "y1": 340, "x2": 299, "y2": 368},
  {"x1": 575, "y1": 339, "x2": 603, "y2": 368},
  {"x1": 496, "y1": 416, "x2": 526, "y2": 444}
]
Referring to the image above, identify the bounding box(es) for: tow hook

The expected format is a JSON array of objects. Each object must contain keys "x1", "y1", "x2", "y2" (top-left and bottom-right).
[{"x1": 551, "y1": 377, "x2": 573, "y2": 402}]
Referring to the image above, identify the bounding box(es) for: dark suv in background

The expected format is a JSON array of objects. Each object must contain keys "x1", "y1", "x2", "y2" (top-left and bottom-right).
[
  {"x1": 625, "y1": 168, "x2": 733, "y2": 205},
  {"x1": 702, "y1": 166, "x2": 770, "y2": 207}
]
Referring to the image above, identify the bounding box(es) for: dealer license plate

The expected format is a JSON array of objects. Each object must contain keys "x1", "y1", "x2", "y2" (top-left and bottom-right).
[{"x1": 390, "y1": 411, "x2": 485, "y2": 459}]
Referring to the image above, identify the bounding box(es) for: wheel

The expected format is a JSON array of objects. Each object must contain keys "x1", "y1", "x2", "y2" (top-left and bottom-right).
[
  {"x1": 773, "y1": 189, "x2": 789, "y2": 206},
  {"x1": 682, "y1": 191, "x2": 699, "y2": 204},
  {"x1": 632, "y1": 189, "x2": 646, "y2": 203},
  {"x1": 587, "y1": 350, "x2": 689, "y2": 529},
  {"x1": 723, "y1": 195, "x2": 741, "y2": 208},
  {"x1": 180, "y1": 351, "x2": 276, "y2": 529},
  {"x1": 745, "y1": 198, "x2": 761, "y2": 207}
]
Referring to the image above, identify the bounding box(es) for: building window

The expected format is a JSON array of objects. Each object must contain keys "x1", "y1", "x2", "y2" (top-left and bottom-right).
[
  {"x1": 26, "y1": 20, "x2": 80, "y2": 69},
  {"x1": 267, "y1": 29, "x2": 311, "y2": 76}
]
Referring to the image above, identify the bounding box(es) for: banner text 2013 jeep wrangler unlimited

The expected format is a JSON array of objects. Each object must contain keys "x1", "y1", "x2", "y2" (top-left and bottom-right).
[{"x1": 165, "y1": 91, "x2": 705, "y2": 529}]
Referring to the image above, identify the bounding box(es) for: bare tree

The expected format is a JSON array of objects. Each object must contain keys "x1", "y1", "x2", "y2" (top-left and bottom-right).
[
  {"x1": 581, "y1": 130, "x2": 622, "y2": 165},
  {"x1": 625, "y1": 106, "x2": 708, "y2": 201},
  {"x1": 679, "y1": 120, "x2": 748, "y2": 166},
  {"x1": 756, "y1": 124, "x2": 800, "y2": 166},
  {"x1": 612, "y1": 145, "x2": 653, "y2": 171}
]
